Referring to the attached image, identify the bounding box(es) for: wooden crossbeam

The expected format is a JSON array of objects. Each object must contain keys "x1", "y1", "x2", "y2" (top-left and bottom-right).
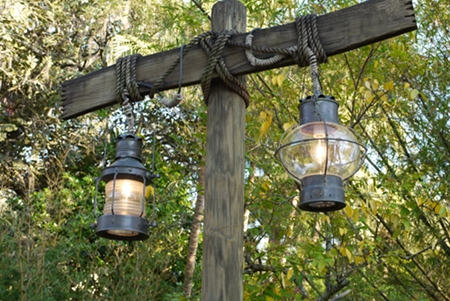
[{"x1": 61, "y1": 0, "x2": 416, "y2": 119}]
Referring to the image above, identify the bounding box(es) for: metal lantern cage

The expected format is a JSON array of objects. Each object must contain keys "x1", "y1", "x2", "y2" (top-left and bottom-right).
[{"x1": 276, "y1": 95, "x2": 366, "y2": 212}]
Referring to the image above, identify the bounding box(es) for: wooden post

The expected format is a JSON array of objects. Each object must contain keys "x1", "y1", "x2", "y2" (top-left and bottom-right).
[{"x1": 202, "y1": 0, "x2": 246, "y2": 300}]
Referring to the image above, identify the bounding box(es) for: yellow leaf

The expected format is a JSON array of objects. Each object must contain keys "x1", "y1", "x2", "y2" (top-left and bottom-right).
[
  {"x1": 392, "y1": 215, "x2": 400, "y2": 227},
  {"x1": 265, "y1": 296, "x2": 274, "y2": 301},
  {"x1": 361, "y1": 201, "x2": 368, "y2": 215},
  {"x1": 277, "y1": 74, "x2": 285, "y2": 87},
  {"x1": 339, "y1": 228, "x2": 347, "y2": 236},
  {"x1": 352, "y1": 209, "x2": 359, "y2": 223},
  {"x1": 257, "y1": 111, "x2": 272, "y2": 141},
  {"x1": 261, "y1": 181, "x2": 271, "y2": 192},
  {"x1": 434, "y1": 204, "x2": 441, "y2": 214},
  {"x1": 283, "y1": 122, "x2": 295, "y2": 131},
  {"x1": 145, "y1": 185, "x2": 154, "y2": 198},
  {"x1": 259, "y1": 120, "x2": 271, "y2": 139},
  {"x1": 365, "y1": 91, "x2": 374, "y2": 103},
  {"x1": 381, "y1": 95, "x2": 388, "y2": 102},
  {"x1": 369, "y1": 200, "x2": 378, "y2": 215},
  {"x1": 384, "y1": 80, "x2": 394, "y2": 91},
  {"x1": 417, "y1": 197, "x2": 424, "y2": 206},
  {"x1": 345, "y1": 248, "x2": 353, "y2": 260},
  {"x1": 287, "y1": 269, "x2": 293, "y2": 280},
  {"x1": 260, "y1": 111, "x2": 267, "y2": 119},
  {"x1": 410, "y1": 89, "x2": 420, "y2": 99},
  {"x1": 271, "y1": 76, "x2": 277, "y2": 86},
  {"x1": 404, "y1": 82, "x2": 411, "y2": 89},
  {"x1": 404, "y1": 231, "x2": 409, "y2": 243},
  {"x1": 344, "y1": 205, "x2": 353, "y2": 218},
  {"x1": 372, "y1": 79, "x2": 379, "y2": 90},
  {"x1": 434, "y1": 204, "x2": 446, "y2": 217},
  {"x1": 365, "y1": 80, "x2": 371, "y2": 90},
  {"x1": 355, "y1": 256, "x2": 365, "y2": 265},
  {"x1": 358, "y1": 241, "x2": 365, "y2": 253}
]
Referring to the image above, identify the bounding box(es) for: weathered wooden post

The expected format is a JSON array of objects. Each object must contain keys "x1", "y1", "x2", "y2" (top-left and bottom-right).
[{"x1": 202, "y1": 1, "x2": 246, "y2": 300}]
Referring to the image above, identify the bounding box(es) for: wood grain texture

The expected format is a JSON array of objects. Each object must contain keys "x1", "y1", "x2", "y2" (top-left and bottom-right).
[
  {"x1": 61, "y1": 0, "x2": 416, "y2": 119},
  {"x1": 201, "y1": 1, "x2": 246, "y2": 300}
]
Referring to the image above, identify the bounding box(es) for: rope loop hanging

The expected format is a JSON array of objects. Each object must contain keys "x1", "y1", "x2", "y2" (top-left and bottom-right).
[{"x1": 115, "y1": 54, "x2": 143, "y2": 134}]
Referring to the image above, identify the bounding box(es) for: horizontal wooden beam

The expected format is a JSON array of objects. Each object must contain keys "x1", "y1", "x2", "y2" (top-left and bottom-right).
[{"x1": 61, "y1": 0, "x2": 416, "y2": 119}]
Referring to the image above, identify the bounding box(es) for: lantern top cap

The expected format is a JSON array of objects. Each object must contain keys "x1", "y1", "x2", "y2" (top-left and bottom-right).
[
  {"x1": 299, "y1": 95, "x2": 339, "y2": 125},
  {"x1": 300, "y1": 94, "x2": 336, "y2": 104},
  {"x1": 117, "y1": 133, "x2": 142, "y2": 142}
]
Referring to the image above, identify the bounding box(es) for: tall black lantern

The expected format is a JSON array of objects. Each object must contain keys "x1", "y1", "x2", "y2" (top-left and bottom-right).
[
  {"x1": 276, "y1": 95, "x2": 366, "y2": 212},
  {"x1": 95, "y1": 134, "x2": 158, "y2": 240}
]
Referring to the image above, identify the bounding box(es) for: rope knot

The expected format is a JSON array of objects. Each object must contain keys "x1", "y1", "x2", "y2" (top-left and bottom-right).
[{"x1": 200, "y1": 30, "x2": 250, "y2": 107}]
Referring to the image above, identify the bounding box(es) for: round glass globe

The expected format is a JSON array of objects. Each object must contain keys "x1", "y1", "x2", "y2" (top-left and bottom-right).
[{"x1": 276, "y1": 121, "x2": 365, "y2": 182}]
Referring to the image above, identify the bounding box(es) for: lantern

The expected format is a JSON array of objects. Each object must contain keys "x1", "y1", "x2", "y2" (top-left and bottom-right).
[
  {"x1": 276, "y1": 95, "x2": 366, "y2": 212},
  {"x1": 95, "y1": 134, "x2": 157, "y2": 240}
]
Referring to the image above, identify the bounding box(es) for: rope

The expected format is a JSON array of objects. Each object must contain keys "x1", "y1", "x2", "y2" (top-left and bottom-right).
[
  {"x1": 200, "y1": 30, "x2": 250, "y2": 106},
  {"x1": 142, "y1": 30, "x2": 249, "y2": 106},
  {"x1": 243, "y1": 14, "x2": 327, "y2": 70},
  {"x1": 115, "y1": 14, "x2": 326, "y2": 109},
  {"x1": 294, "y1": 14, "x2": 327, "y2": 66},
  {"x1": 295, "y1": 14, "x2": 326, "y2": 97},
  {"x1": 245, "y1": 29, "x2": 296, "y2": 66},
  {"x1": 115, "y1": 54, "x2": 143, "y2": 133}
]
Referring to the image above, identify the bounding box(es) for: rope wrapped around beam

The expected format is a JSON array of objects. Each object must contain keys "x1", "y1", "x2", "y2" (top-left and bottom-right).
[
  {"x1": 115, "y1": 14, "x2": 327, "y2": 110},
  {"x1": 243, "y1": 14, "x2": 327, "y2": 68},
  {"x1": 115, "y1": 54, "x2": 142, "y2": 133}
]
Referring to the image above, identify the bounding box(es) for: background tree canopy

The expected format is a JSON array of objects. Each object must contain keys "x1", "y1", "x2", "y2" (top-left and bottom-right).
[{"x1": 0, "y1": 0, "x2": 449, "y2": 300}]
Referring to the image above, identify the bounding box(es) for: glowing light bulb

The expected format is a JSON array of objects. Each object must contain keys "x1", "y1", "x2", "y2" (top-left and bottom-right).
[
  {"x1": 104, "y1": 179, "x2": 145, "y2": 216},
  {"x1": 310, "y1": 137, "x2": 327, "y2": 167}
]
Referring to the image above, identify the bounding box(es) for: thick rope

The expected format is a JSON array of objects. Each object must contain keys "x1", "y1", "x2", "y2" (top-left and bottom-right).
[
  {"x1": 116, "y1": 54, "x2": 143, "y2": 133},
  {"x1": 294, "y1": 14, "x2": 327, "y2": 66},
  {"x1": 245, "y1": 29, "x2": 297, "y2": 66},
  {"x1": 200, "y1": 30, "x2": 250, "y2": 106},
  {"x1": 144, "y1": 30, "x2": 249, "y2": 106},
  {"x1": 243, "y1": 14, "x2": 327, "y2": 69},
  {"x1": 116, "y1": 14, "x2": 326, "y2": 110},
  {"x1": 295, "y1": 14, "x2": 326, "y2": 97}
]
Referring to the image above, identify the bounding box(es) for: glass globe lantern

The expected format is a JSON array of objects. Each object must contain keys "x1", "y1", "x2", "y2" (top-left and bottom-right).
[
  {"x1": 276, "y1": 95, "x2": 366, "y2": 212},
  {"x1": 95, "y1": 134, "x2": 157, "y2": 240}
]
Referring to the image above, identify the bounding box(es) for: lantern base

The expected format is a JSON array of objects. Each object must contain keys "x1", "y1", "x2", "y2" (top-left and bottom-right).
[
  {"x1": 96, "y1": 214, "x2": 149, "y2": 241},
  {"x1": 299, "y1": 175, "x2": 345, "y2": 212}
]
